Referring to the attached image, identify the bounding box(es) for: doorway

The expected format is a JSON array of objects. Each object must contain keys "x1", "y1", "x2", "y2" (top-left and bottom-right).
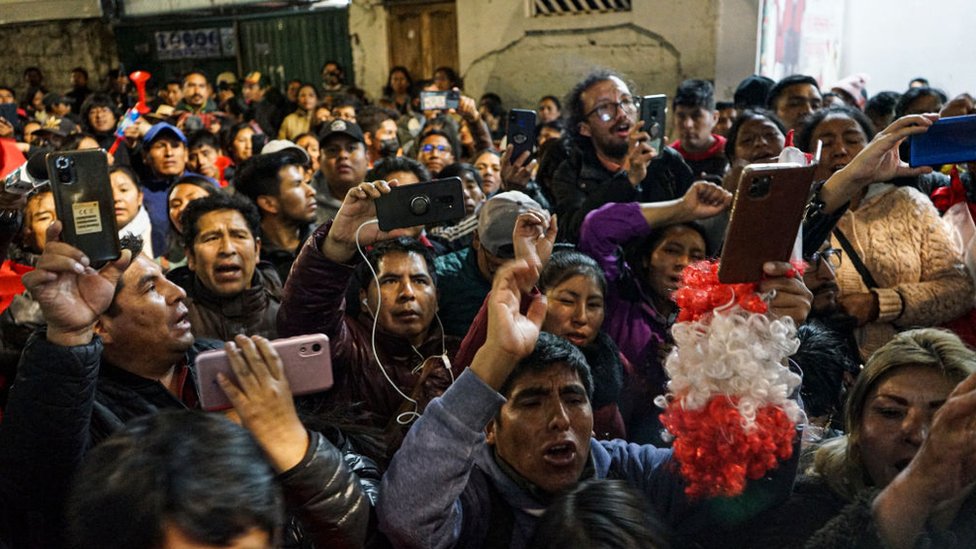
[{"x1": 387, "y1": 1, "x2": 459, "y2": 83}]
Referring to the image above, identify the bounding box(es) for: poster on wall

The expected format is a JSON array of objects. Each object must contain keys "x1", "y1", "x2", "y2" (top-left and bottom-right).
[{"x1": 757, "y1": 0, "x2": 845, "y2": 85}]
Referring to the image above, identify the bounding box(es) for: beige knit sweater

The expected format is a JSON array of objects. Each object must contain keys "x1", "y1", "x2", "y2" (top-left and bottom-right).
[{"x1": 831, "y1": 184, "x2": 974, "y2": 358}]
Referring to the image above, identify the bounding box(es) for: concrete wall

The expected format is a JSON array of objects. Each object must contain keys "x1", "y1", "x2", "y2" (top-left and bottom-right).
[
  {"x1": 0, "y1": 19, "x2": 120, "y2": 99},
  {"x1": 348, "y1": 0, "x2": 758, "y2": 109},
  {"x1": 841, "y1": 0, "x2": 976, "y2": 97},
  {"x1": 0, "y1": 0, "x2": 101, "y2": 25},
  {"x1": 457, "y1": 0, "x2": 719, "y2": 109},
  {"x1": 349, "y1": 0, "x2": 389, "y2": 98}
]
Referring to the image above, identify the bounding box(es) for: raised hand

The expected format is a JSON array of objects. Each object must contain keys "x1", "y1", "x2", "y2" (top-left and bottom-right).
[
  {"x1": 471, "y1": 259, "x2": 548, "y2": 390},
  {"x1": 217, "y1": 334, "x2": 310, "y2": 472},
  {"x1": 22, "y1": 221, "x2": 132, "y2": 346},
  {"x1": 680, "y1": 180, "x2": 732, "y2": 221},
  {"x1": 512, "y1": 211, "x2": 557, "y2": 281},
  {"x1": 625, "y1": 121, "x2": 656, "y2": 187},
  {"x1": 500, "y1": 145, "x2": 537, "y2": 190},
  {"x1": 838, "y1": 114, "x2": 936, "y2": 186},
  {"x1": 321, "y1": 180, "x2": 414, "y2": 263}
]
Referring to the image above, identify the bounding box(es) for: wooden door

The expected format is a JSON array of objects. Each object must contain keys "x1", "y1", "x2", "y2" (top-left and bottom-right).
[{"x1": 387, "y1": 1, "x2": 458, "y2": 82}]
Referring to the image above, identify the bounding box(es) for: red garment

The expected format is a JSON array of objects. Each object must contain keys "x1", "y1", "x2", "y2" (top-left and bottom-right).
[
  {"x1": 0, "y1": 260, "x2": 32, "y2": 314},
  {"x1": 670, "y1": 134, "x2": 727, "y2": 163},
  {"x1": 0, "y1": 138, "x2": 26, "y2": 179}
]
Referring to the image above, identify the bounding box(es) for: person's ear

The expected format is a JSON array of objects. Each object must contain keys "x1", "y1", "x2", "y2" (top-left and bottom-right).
[
  {"x1": 363, "y1": 132, "x2": 374, "y2": 147},
  {"x1": 578, "y1": 121, "x2": 592, "y2": 138},
  {"x1": 485, "y1": 418, "x2": 497, "y2": 446},
  {"x1": 256, "y1": 195, "x2": 279, "y2": 216},
  {"x1": 93, "y1": 316, "x2": 112, "y2": 344},
  {"x1": 472, "y1": 229, "x2": 481, "y2": 251},
  {"x1": 254, "y1": 236, "x2": 261, "y2": 256},
  {"x1": 185, "y1": 246, "x2": 196, "y2": 271},
  {"x1": 359, "y1": 288, "x2": 372, "y2": 315}
]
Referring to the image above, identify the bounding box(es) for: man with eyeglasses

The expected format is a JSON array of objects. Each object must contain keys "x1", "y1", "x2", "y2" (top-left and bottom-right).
[
  {"x1": 312, "y1": 119, "x2": 369, "y2": 225},
  {"x1": 552, "y1": 70, "x2": 696, "y2": 243},
  {"x1": 793, "y1": 241, "x2": 862, "y2": 435},
  {"x1": 416, "y1": 130, "x2": 456, "y2": 177}
]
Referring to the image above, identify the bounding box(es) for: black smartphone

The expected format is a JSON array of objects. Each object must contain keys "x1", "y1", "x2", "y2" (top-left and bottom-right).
[
  {"x1": 640, "y1": 94, "x2": 668, "y2": 152},
  {"x1": 0, "y1": 103, "x2": 21, "y2": 134},
  {"x1": 507, "y1": 109, "x2": 537, "y2": 164},
  {"x1": 419, "y1": 90, "x2": 460, "y2": 111},
  {"x1": 374, "y1": 177, "x2": 465, "y2": 231},
  {"x1": 909, "y1": 114, "x2": 976, "y2": 167},
  {"x1": 46, "y1": 150, "x2": 121, "y2": 265}
]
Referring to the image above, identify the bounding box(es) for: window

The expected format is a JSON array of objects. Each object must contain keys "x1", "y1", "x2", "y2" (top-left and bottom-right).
[{"x1": 532, "y1": 0, "x2": 631, "y2": 16}]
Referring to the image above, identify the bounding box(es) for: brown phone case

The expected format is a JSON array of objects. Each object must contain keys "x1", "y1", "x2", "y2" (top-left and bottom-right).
[
  {"x1": 194, "y1": 333, "x2": 334, "y2": 411},
  {"x1": 718, "y1": 162, "x2": 817, "y2": 283}
]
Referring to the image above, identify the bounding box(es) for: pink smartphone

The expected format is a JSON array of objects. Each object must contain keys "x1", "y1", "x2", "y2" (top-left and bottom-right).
[{"x1": 194, "y1": 333, "x2": 334, "y2": 411}]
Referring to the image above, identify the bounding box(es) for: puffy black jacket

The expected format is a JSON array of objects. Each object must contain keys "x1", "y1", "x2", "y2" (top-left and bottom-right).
[{"x1": 0, "y1": 332, "x2": 378, "y2": 549}]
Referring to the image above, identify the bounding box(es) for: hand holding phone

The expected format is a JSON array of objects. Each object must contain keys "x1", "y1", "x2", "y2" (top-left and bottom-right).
[
  {"x1": 196, "y1": 333, "x2": 333, "y2": 412},
  {"x1": 420, "y1": 90, "x2": 460, "y2": 112},
  {"x1": 374, "y1": 176, "x2": 465, "y2": 231},
  {"x1": 640, "y1": 94, "x2": 668, "y2": 153},
  {"x1": 909, "y1": 114, "x2": 976, "y2": 167},
  {"x1": 506, "y1": 109, "x2": 537, "y2": 165},
  {"x1": 212, "y1": 335, "x2": 316, "y2": 472},
  {"x1": 21, "y1": 221, "x2": 132, "y2": 347},
  {"x1": 46, "y1": 150, "x2": 121, "y2": 266},
  {"x1": 718, "y1": 162, "x2": 816, "y2": 283}
]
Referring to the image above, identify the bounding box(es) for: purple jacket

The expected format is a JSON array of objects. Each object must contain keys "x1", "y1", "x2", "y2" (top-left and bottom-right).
[{"x1": 579, "y1": 203, "x2": 676, "y2": 443}]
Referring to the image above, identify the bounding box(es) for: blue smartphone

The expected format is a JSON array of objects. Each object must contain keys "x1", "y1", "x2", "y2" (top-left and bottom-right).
[{"x1": 909, "y1": 115, "x2": 976, "y2": 167}]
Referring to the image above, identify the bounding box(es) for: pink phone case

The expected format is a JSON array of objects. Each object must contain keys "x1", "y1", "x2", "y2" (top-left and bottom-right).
[{"x1": 194, "y1": 333, "x2": 333, "y2": 411}]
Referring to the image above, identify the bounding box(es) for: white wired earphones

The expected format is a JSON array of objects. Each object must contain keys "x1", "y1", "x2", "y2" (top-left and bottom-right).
[{"x1": 355, "y1": 218, "x2": 454, "y2": 425}]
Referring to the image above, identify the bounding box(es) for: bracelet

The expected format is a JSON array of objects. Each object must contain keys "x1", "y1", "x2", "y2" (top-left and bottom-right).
[{"x1": 805, "y1": 179, "x2": 828, "y2": 218}]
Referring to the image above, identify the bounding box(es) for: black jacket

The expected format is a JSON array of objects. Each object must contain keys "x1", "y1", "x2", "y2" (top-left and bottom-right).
[
  {"x1": 0, "y1": 332, "x2": 377, "y2": 549},
  {"x1": 551, "y1": 141, "x2": 694, "y2": 243}
]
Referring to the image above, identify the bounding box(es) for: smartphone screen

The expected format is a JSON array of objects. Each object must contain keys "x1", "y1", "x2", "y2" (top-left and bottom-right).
[{"x1": 420, "y1": 91, "x2": 460, "y2": 111}]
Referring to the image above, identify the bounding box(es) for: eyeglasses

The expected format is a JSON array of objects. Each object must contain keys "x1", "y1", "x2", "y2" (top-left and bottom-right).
[
  {"x1": 584, "y1": 97, "x2": 639, "y2": 123},
  {"x1": 805, "y1": 248, "x2": 842, "y2": 271},
  {"x1": 421, "y1": 144, "x2": 451, "y2": 154}
]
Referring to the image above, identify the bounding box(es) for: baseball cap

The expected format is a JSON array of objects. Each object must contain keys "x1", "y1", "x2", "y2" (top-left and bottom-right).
[
  {"x1": 33, "y1": 117, "x2": 78, "y2": 138},
  {"x1": 143, "y1": 122, "x2": 187, "y2": 145},
  {"x1": 42, "y1": 93, "x2": 74, "y2": 108},
  {"x1": 261, "y1": 139, "x2": 311, "y2": 164},
  {"x1": 477, "y1": 191, "x2": 545, "y2": 258},
  {"x1": 318, "y1": 119, "x2": 365, "y2": 146}
]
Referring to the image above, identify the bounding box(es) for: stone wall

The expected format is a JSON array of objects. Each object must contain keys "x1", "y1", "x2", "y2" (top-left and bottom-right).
[
  {"x1": 348, "y1": 0, "x2": 760, "y2": 110},
  {"x1": 0, "y1": 19, "x2": 120, "y2": 100}
]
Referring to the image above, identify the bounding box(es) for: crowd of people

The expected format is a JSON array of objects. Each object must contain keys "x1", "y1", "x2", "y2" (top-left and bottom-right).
[{"x1": 0, "y1": 58, "x2": 974, "y2": 549}]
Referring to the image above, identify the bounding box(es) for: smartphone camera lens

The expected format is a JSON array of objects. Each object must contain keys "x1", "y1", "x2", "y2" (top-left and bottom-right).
[
  {"x1": 410, "y1": 195, "x2": 431, "y2": 216},
  {"x1": 747, "y1": 176, "x2": 772, "y2": 199},
  {"x1": 54, "y1": 156, "x2": 74, "y2": 184},
  {"x1": 311, "y1": 343, "x2": 322, "y2": 353}
]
